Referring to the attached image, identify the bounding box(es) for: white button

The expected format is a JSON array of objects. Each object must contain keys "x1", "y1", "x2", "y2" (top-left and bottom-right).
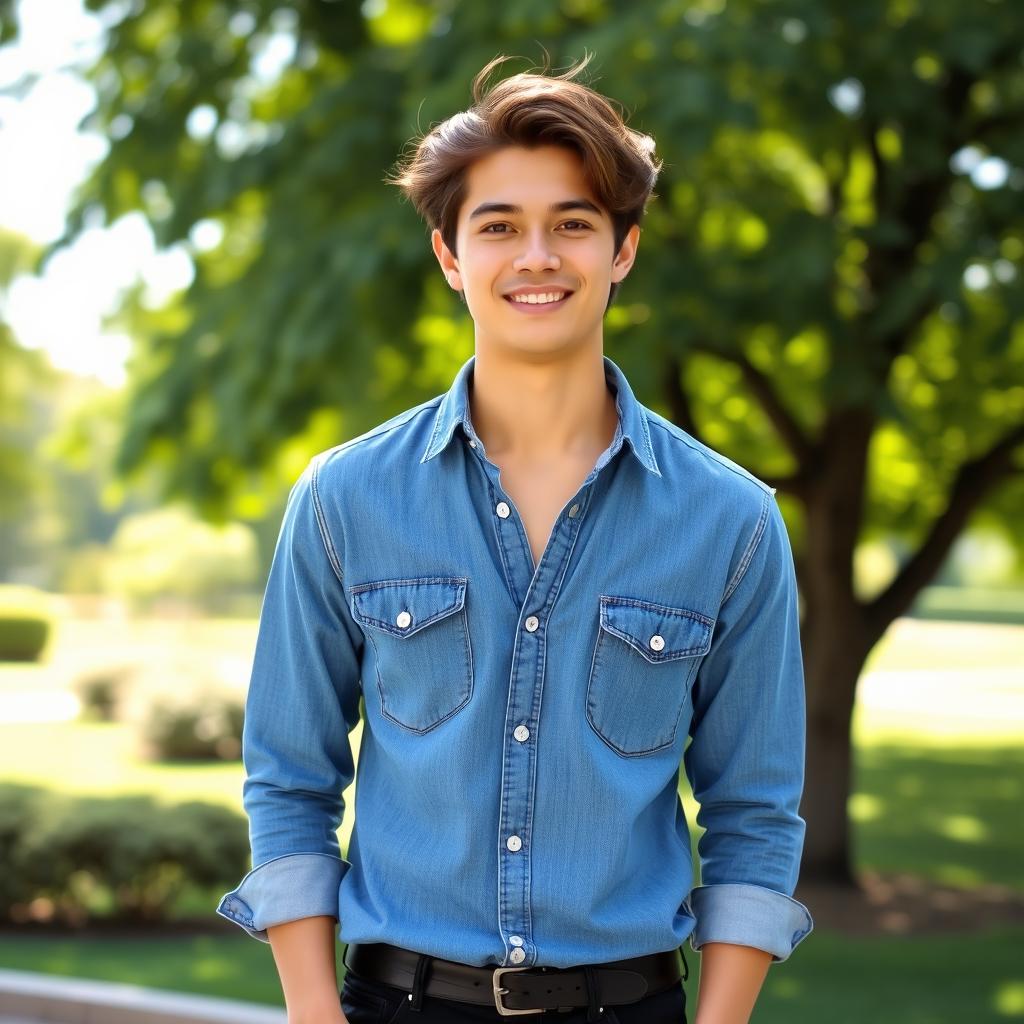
[
  {"x1": 649, "y1": 634, "x2": 665, "y2": 652},
  {"x1": 524, "y1": 616, "x2": 539, "y2": 632},
  {"x1": 568, "y1": 503, "x2": 580, "y2": 518},
  {"x1": 469, "y1": 439, "x2": 478, "y2": 448},
  {"x1": 396, "y1": 611, "x2": 412, "y2": 629},
  {"x1": 506, "y1": 834, "x2": 522, "y2": 852},
  {"x1": 509, "y1": 946, "x2": 526, "y2": 964},
  {"x1": 496, "y1": 502, "x2": 511, "y2": 519},
  {"x1": 510, "y1": 935, "x2": 524, "y2": 946},
  {"x1": 514, "y1": 725, "x2": 530, "y2": 742}
]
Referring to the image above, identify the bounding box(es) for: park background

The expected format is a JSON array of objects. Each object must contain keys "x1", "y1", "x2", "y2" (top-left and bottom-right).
[{"x1": 1, "y1": 0, "x2": 1022, "y2": 1020}]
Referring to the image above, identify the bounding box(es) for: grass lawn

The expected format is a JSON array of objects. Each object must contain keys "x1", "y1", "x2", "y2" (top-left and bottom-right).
[{"x1": 0, "y1": 614, "x2": 1021, "y2": 1021}]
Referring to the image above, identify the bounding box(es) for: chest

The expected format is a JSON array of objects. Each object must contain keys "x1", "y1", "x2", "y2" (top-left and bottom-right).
[{"x1": 495, "y1": 457, "x2": 593, "y2": 569}]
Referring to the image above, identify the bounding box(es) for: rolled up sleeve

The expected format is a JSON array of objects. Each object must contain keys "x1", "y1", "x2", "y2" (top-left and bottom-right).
[
  {"x1": 683, "y1": 488, "x2": 814, "y2": 963},
  {"x1": 215, "y1": 454, "x2": 362, "y2": 943}
]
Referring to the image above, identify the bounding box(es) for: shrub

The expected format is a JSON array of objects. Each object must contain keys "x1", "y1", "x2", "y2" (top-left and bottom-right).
[
  {"x1": 102, "y1": 506, "x2": 260, "y2": 613},
  {"x1": 137, "y1": 688, "x2": 245, "y2": 762},
  {"x1": 123, "y1": 660, "x2": 245, "y2": 762},
  {"x1": 0, "y1": 784, "x2": 48, "y2": 915},
  {"x1": 0, "y1": 784, "x2": 250, "y2": 926},
  {"x1": 0, "y1": 585, "x2": 55, "y2": 661},
  {"x1": 72, "y1": 663, "x2": 137, "y2": 722}
]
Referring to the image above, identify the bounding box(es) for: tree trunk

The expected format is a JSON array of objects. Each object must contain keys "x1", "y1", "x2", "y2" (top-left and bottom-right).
[
  {"x1": 800, "y1": 636, "x2": 865, "y2": 886},
  {"x1": 797, "y1": 407, "x2": 874, "y2": 886}
]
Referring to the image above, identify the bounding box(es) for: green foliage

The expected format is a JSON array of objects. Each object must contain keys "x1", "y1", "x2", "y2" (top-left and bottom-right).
[
  {"x1": 70, "y1": 651, "x2": 248, "y2": 759},
  {"x1": 34, "y1": 0, "x2": 1017, "y2": 553},
  {"x1": 136, "y1": 683, "x2": 245, "y2": 762},
  {"x1": 0, "y1": 584, "x2": 54, "y2": 661},
  {"x1": 0, "y1": 357, "x2": 128, "y2": 585},
  {"x1": 102, "y1": 505, "x2": 260, "y2": 611},
  {"x1": 0, "y1": 228, "x2": 48, "y2": 542},
  {"x1": 72, "y1": 663, "x2": 136, "y2": 722},
  {"x1": 0, "y1": 782, "x2": 249, "y2": 925},
  {"x1": 0, "y1": 324, "x2": 52, "y2": 524}
]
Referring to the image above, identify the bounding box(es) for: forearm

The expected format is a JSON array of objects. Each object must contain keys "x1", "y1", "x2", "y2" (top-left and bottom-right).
[
  {"x1": 267, "y1": 915, "x2": 343, "y2": 1020},
  {"x1": 693, "y1": 942, "x2": 772, "y2": 1024}
]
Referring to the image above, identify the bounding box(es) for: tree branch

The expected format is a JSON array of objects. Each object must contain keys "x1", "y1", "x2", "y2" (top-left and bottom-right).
[
  {"x1": 864, "y1": 420, "x2": 1024, "y2": 638},
  {"x1": 760, "y1": 471, "x2": 814, "y2": 500},
  {"x1": 661, "y1": 351, "x2": 706, "y2": 445},
  {"x1": 862, "y1": 66, "x2": 976, "y2": 380},
  {"x1": 691, "y1": 340, "x2": 816, "y2": 468},
  {"x1": 661, "y1": 350, "x2": 815, "y2": 500}
]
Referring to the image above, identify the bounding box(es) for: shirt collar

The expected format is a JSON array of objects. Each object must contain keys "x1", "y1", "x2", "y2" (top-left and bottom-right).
[{"x1": 420, "y1": 353, "x2": 662, "y2": 477}]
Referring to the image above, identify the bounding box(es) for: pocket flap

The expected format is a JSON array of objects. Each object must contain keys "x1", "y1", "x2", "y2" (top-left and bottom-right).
[
  {"x1": 599, "y1": 595, "x2": 713, "y2": 663},
  {"x1": 350, "y1": 577, "x2": 467, "y2": 638}
]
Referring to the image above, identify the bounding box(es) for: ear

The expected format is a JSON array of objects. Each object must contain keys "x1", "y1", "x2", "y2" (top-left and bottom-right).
[
  {"x1": 431, "y1": 228, "x2": 463, "y2": 292},
  {"x1": 610, "y1": 224, "x2": 641, "y2": 284}
]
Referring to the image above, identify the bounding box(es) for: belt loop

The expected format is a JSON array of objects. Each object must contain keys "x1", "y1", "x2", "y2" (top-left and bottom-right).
[
  {"x1": 678, "y1": 942, "x2": 689, "y2": 982},
  {"x1": 409, "y1": 952, "x2": 432, "y2": 1012},
  {"x1": 582, "y1": 964, "x2": 604, "y2": 1022}
]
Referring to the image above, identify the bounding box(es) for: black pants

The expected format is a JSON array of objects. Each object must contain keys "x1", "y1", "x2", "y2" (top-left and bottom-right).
[{"x1": 340, "y1": 960, "x2": 689, "y2": 1023}]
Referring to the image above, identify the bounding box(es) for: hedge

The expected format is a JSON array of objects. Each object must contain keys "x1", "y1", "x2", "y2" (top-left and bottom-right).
[{"x1": 0, "y1": 783, "x2": 250, "y2": 926}]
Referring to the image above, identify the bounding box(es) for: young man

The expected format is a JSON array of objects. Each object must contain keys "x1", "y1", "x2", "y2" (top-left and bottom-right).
[{"x1": 217, "y1": 55, "x2": 813, "y2": 1024}]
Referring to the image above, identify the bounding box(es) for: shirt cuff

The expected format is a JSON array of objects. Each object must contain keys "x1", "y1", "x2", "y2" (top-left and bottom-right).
[
  {"x1": 687, "y1": 882, "x2": 814, "y2": 963},
  {"x1": 216, "y1": 852, "x2": 345, "y2": 943}
]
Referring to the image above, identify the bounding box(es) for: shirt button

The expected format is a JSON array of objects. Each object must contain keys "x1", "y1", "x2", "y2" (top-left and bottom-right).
[
  {"x1": 509, "y1": 935, "x2": 524, "y2": 947},
  {"x1": 514, "y1": 725, "x2": 530, "y2": 742},
  {"x1": 396, "y1": 611, "x2": 412, "y2": 629},
  {"x1": 496, "y1": 501, "x2": 511, "y2": 519},
  {"x1": 509, "y1": 946, "x2": 526, "y2": 964},
  {"x1": 568, "y1": 503, "x2": 580, "y2": 518},
  {"x1": 506, "y1": 834, "x2": 522, "y2": 852},
  {"x1": 524, "y1": 616, "x2": 539, "y2": 632},
  {"x1": 649, "y1": 634, "x2": 665, "y2": 652},
  {"x1": 469, "y1": 439, "x2": 478, "y2": 448}
]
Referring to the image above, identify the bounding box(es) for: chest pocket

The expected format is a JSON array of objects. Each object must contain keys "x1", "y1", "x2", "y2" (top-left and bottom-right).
[
  {"x1": 350, "y1": 576, "x2": 473, "y2": 734},
  {"x1": 586, "y1": 595, "x2": 714, "y2": 757}
]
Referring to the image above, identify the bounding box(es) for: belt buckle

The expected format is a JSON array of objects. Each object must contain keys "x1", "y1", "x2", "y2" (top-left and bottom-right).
[{"x1": 493, "y1": 965, "x2": 543, "y2": 1016}]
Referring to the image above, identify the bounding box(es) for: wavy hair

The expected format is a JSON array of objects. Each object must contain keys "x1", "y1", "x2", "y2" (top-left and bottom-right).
[{"x1": 385, "y1": 52, "x2": 662, "y2": 309}]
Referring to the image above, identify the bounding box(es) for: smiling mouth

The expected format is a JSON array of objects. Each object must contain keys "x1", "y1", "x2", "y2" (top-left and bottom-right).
[{"x1": 504, "y1": 291, "x2": 574, "y2": 310}]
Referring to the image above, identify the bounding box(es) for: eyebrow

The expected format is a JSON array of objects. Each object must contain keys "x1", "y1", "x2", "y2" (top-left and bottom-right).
[{"x1": 468, "y1": 198, "x2": 604, "y2": 221}]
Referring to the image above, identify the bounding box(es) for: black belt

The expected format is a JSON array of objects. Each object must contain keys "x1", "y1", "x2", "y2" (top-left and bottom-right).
[{"x1": 342, "y1": 941, "x2": 685, "y2": 1017}]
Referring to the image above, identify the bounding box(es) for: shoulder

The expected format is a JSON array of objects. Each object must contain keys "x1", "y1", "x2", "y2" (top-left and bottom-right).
[
  {"x1": 644, "y1": 406, "x2": 776, "y2": 506},
  {"x1": 307, "y1": 394, "x2": 445, "y2": 489},
  {"x1": 641, "y1": 406, "x2": 782, "y2": 588}
]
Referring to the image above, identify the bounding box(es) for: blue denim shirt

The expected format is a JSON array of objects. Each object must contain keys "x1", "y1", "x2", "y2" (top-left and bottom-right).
[{"x1": 216, "y1": 353, "x2": 814, "y2": 967}]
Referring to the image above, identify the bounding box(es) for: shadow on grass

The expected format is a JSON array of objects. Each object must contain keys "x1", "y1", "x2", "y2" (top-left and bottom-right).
[
  {"x1": 753, "y1": 925, "x2": 1024, "y2": 1024},
  {"x1": 853, "y1": 743, "x2": 1024, "y2": 892}
]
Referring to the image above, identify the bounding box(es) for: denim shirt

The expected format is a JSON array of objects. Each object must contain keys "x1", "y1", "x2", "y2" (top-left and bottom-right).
[{"x1": 216, "y1": 353, "x2": 814, "y2": 967}]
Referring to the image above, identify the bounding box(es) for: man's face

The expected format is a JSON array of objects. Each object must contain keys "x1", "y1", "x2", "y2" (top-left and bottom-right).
[{"x1": 432, "y1": 144, "x2": 639, "y2": 357}]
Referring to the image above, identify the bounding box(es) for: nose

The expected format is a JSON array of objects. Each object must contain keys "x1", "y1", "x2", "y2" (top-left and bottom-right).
[{"x1": 511, "y1": 228, "x2": 561, "y2": 273}]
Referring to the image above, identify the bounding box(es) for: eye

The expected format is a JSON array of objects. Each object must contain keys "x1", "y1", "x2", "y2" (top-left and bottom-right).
[
  {"x1": 560, "y1": 220, "x2": 592, "y2": 231},
  {"x1": 481, "y1": 223, "x2": 511, "y2": 234}
]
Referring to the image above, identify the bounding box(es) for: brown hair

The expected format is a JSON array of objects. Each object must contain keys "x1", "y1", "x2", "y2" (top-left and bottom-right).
[{"x1": 385, "y1": 52, "x2": 662, "y2": 310}]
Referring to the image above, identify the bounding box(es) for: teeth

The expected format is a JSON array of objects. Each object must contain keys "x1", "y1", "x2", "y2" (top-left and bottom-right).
[{"x1": 510, "y1": 292, "x2": 566, "y2": 304}]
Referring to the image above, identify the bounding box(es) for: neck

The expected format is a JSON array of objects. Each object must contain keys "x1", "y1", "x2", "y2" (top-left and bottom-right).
[{"x1": 468, "y1": 346, "x2": 619, "y2": 464}]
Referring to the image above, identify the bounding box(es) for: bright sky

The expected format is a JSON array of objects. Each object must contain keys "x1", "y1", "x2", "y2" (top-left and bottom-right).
[{"x1": 0, "y1": 0, "x2": 193, "y2": 387}]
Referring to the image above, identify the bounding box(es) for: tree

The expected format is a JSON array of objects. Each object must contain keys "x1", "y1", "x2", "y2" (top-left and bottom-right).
[
  {"x1": 0, "y1": 228, "x2": 51, "y2": 574},
  {"x1": 17, "y1": 0, "x2": 1024, "y2": 886}
]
